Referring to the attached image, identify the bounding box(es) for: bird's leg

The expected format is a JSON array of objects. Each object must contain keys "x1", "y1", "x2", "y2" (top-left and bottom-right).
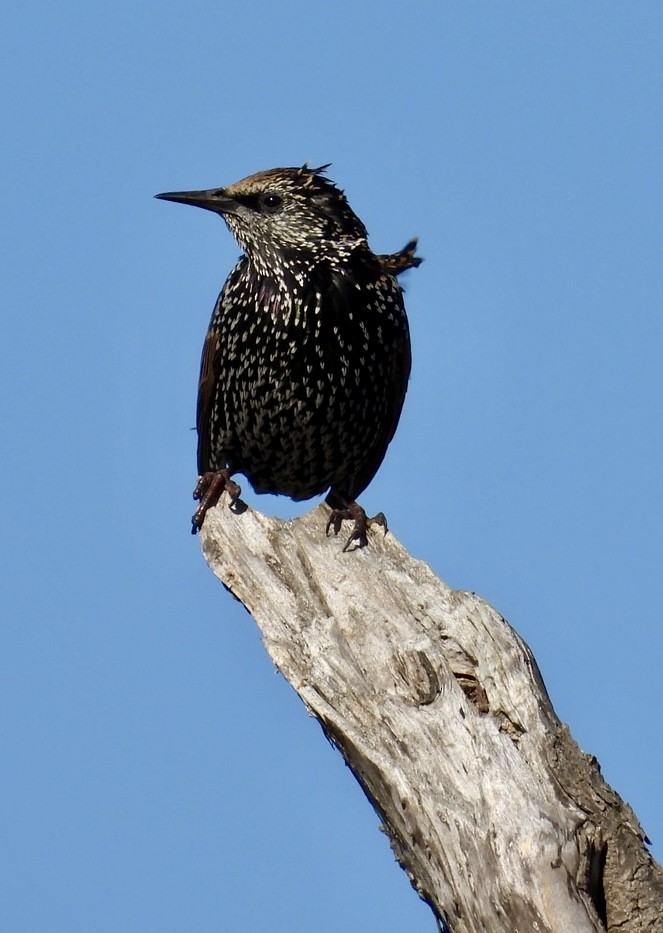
[
  {"x1": 325, "y1": 500, "x2": 388, "y2": 552},
  {"x1": 191, "y1": 469, "x2": 241, "y2": 534}
]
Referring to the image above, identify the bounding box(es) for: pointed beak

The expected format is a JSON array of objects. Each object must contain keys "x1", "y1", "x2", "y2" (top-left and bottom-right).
[{"x1": 154, "y1": 187, "x2": 237, "y2": 215}]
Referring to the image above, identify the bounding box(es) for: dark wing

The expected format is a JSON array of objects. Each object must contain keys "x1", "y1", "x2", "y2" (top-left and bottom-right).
[
  {"x1": 195, "y1": 313, "x2": 222, "y2": 474},
  {"x1": 195, "y1": 257, "x2": 248, "y2": 475}
]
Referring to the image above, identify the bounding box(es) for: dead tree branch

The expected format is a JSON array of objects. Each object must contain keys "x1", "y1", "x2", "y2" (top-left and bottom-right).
[{"x1": 199, "y1": 501, "x2": 662, "y2": 932}]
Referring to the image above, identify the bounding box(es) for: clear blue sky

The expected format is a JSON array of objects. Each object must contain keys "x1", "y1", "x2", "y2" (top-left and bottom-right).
[{"x1": 2, "y1": 3, "x2": 661, "y2": 931}]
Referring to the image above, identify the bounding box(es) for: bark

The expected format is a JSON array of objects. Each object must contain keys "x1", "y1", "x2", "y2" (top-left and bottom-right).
[{"x1": 199, "y1": 500, "x2": 663, "y2": 933}]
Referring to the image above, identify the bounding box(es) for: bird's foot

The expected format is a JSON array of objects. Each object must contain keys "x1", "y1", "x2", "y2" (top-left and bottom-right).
[
  {"x1": 325, "y1": 502, "x2": 388, "y2": 552},
  {"x1": 191, "y1": 470, "x2": 242, "y2": 534}
]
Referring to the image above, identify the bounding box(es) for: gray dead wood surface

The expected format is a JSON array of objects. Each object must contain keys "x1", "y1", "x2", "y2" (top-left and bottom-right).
[{"x1": 199, "y1": 500, "x2": 663, "y2": 933}]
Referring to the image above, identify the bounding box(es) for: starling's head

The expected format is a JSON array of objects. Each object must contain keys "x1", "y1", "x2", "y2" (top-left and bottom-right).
[{"x1": 156, "y1": 165, "x2": 368, "y2": 268}]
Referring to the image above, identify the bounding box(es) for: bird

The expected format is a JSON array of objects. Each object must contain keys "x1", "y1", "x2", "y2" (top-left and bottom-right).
[{"x1": 156, "y1": 164, "x2": 420, "y2": 550}]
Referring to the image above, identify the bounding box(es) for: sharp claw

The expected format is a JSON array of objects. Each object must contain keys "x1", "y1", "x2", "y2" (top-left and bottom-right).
[
  {"x1": 342, "y1": 528, "x2": 368, "y2": 552},
  {"x1": 325, "y1": 502, "x2": 388, "y2": 551},
  {"x1": 370, "y1": 511, "x2": 388, "y2": 535},
  {"x1": 226, "y1": 478, "x2": 242, "y2": 509},
  {"x1": 190, "y1": 470, "x2": 241, "y2": 532},
  {"x1": 326, "y1": 510, "x2": 346, "y2": 537}
]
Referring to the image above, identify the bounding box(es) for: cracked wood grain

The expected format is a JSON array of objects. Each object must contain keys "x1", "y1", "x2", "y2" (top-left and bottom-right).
[{"x1": 199, "y1": 500, "x2": 663, "y2": 932}]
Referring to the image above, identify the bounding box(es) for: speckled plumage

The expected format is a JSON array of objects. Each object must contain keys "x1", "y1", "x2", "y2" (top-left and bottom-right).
[{"x1": 156, "y1": 165, "x2": 420, "y2": 546}]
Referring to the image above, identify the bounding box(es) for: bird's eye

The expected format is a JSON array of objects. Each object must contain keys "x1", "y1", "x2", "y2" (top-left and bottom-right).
[{"x1": 261, "y1": 193, "x2": 283, "y2": 212}]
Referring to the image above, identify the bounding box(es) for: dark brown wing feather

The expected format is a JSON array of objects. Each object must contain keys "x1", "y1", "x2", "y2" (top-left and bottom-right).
[
  {"x1": 195, "y1": 257, "x2": 250, "y2": 476},
  {"x1": 196, "y1": 307, "x2": 223, "y2": 475}
]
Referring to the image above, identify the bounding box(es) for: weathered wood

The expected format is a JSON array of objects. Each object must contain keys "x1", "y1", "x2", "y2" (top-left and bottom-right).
[{"x1": 200, "y1": 500, "x2": 663, "y2": 932}]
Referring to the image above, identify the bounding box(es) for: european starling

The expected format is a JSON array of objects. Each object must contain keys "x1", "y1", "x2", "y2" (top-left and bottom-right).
[{"x1": 156, "y1": 164, "x2": 420, "y2": 549}]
